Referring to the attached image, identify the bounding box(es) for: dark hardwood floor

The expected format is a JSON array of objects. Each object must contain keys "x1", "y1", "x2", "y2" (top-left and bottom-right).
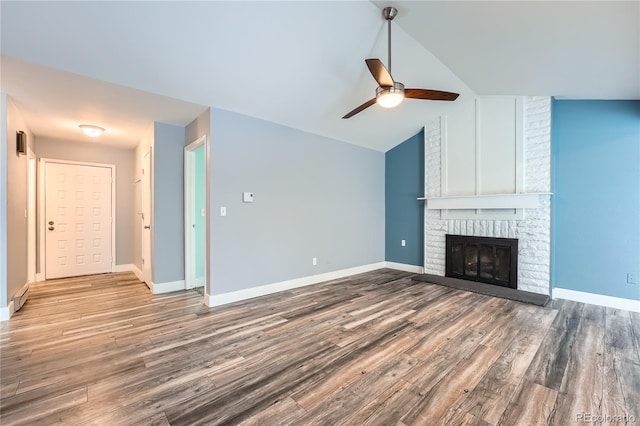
[{"x1": 1, "y1": 269, "x2": 638, "y2": 425}]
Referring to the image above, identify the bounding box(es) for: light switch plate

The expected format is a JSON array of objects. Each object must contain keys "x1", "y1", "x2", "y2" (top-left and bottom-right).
[{"x1": 243, "y1": 192, "x2": 254, "y2": 203}]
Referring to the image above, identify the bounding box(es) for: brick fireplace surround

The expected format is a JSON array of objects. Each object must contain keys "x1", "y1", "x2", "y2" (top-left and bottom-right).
[{"x1": 424, "y1": 97, "x2": 552, "y2": 296}]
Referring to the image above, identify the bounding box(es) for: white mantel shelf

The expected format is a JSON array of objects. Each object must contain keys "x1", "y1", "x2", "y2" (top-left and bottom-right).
[{"x1": 418, "y1": 193, "x2": 552, "y2": 210}]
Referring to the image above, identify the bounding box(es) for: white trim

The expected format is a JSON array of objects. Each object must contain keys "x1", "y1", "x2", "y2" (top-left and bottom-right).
[
  {"x1": 423, "y1": 124, "x2": 429, "y2": 272},
  {"x1": 424, "y1": 193, "x2": 550, "y2": 210},
  {"x1": 131, "y1": 264, "x2": 144, "y2": 283},
  {"x1": 384, "y1": 262, "x2": 424, "y2": 274},
  {"x1": 38, "y1": 159, "x2": 45, "y2": 282},
  {"x1": 0, "y1": 301, "x2": 15, "y2": 321},
  {"x1": 27, "y1": 148, "x2": 37, "y2": 284},
  {"x1": 40, "y1": 158, "x2": 117, "y2": 278},
  {"x1": 114, "y1": 264, "x2": 135, "y2": 273},
  {"x1": 184, "y1": 135, "x2": 207, "y2": 291},
  {"x1": 475, "y1": 98, "x2": 481, "y2": 196},
  {"x1": 141, "y1": 149, "x2": 153, "y2": 286},
  {"x1": 440, "y1": 116, "x2": 448, "y2": 197},
  {"x1": 150, "y1": 279, "x2": 186, "y2": 295},
  {"x1": 195, "y1": 276, "x2": 205, "y2": 288},
  {"x1": 553, "y1": 288, "x2": 640, "y2": 313},
  {"x1": 515, "y1": 97, "x2": 525, "y2": 192},
  {"x1": 205, "y1": 262, "x2": 386, "y2": 307}
]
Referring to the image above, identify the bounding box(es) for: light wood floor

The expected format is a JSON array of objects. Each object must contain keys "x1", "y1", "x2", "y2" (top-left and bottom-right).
[{"x1": 1, "y1": 270, "x2": 638, "y2": 425}]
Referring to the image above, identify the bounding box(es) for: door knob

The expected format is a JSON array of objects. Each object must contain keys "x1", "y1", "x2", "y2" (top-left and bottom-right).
[
  {"x1": 144, "y1": 225, "x2": 151, "y2": 229},
  {"x1": 48, "y1": 226, "x2": 54, "y2": 231},
  {"x1": 48, "y1": 221, "x2": 54, "y2": 225}
]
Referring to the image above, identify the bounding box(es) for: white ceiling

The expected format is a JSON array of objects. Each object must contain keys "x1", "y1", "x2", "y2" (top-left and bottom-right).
[
  {"x1": 1, "y1": 57, "x2": 208, "y2": 149},
  {"x1": 384, "y1": 1, "x2": 640, "y2": 99},
  {"x1": 1, "y1": 1, "x2": 638, "y2": 152}
]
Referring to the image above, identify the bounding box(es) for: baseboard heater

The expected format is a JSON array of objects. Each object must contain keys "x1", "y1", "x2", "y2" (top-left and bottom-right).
[{"x1": 13, "y1": 283, "x2": 30, "y2": 312}]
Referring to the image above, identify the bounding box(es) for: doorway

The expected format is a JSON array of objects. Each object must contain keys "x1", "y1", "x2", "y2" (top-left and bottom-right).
[
  {"x1": 184, "y1": 136, "x2": 206, "y2": 294},
  {"x1": 42, "y1": 159, "x2": 115, "y2": 280},
  {"x1": 141, "y1": 149, "x2": 152, "y2": 286}
]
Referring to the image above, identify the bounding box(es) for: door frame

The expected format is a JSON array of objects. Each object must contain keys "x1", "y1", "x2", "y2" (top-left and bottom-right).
[
  {"x1": 141, "y1": 148, "x2": 153, "y2": 286},
  {"x1": 27, "y1": 148, "x2": 36, "y2": 283},
  {"x1": 184, "y1": 135, "x2": 207, "y2": 292},
  {"x1": 39, "y1": 158, "x2": 117, "y2": 278}
]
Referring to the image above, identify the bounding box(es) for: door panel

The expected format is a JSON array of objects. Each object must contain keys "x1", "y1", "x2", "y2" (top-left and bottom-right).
[{"x1": 45, "y1": 162, "x2": 112, "y2": 279}]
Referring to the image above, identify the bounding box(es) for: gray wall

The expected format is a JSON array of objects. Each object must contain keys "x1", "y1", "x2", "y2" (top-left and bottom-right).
[
  {"x1": 3, "y1": 96, "x2": 34, "y2": 306},
  {"x1": 152, "y1": 122, "x2": 185, "y2": 284},
  {"x1": 36, "y1": 137, "x2": 135, "y2": 266},
  {"x1": 185, "y1": 108, "x2": 210, "y2": 146},
  {"x1": 210, "y1": 108, "x2": 385, "y2": 295}
]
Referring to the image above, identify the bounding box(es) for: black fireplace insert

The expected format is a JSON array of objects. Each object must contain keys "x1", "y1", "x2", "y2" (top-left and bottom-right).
[{"x1": 445, "y1": 234, "x2": 518, "y2": 289}]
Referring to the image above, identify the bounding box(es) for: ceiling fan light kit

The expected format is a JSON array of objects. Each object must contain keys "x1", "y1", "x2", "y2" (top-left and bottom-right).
[
  {"x1": 376, "y1": 82, "x2": 405, "y2": 108},
  {"x1": 342, "y1": 6, "x2": 459, "y2": 119}
]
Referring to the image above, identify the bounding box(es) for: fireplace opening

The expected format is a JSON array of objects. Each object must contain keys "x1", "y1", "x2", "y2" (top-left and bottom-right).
[{"x1": 445, "y1": 234, "x2": 518, "y2": 289}]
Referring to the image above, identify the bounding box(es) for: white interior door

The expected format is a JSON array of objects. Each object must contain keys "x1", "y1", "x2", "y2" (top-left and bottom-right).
[
  {"x1": 141, "y1": 150, "x2": 152, "y2": 285},
  {"x1": 45, "y1": 162, "x2": 113, "y2": 279}
]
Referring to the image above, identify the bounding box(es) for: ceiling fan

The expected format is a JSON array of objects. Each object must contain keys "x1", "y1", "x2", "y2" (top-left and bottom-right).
[{"x1": 343, "y1": 6, "x2": 459, "y2": 119}]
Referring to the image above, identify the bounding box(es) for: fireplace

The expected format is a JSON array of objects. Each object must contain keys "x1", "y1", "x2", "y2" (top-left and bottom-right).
[{"x1": 445, "y1": 234, "x2": 518, "y2": 289}]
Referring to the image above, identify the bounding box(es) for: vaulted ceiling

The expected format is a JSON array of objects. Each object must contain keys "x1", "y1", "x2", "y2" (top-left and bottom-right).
[{"x1": 1, "y1": 1, "x2": 638, "y2": 152}]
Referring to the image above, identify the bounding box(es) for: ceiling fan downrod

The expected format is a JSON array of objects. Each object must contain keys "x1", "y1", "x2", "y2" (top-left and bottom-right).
[{"x1": 382, "y1": 6, "x2": 398, "y2": 75}]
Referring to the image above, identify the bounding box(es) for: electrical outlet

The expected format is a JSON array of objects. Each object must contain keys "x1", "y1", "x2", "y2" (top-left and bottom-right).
[
  {"x1": 312, "y1": 257, "x2": 317, "y2": 266},
  {"x1": 401, "y1": 240, "x2": 406, "y2": 247},
  {"x1": 627, "y1": 273, "x2": 637, "y2": 285}
]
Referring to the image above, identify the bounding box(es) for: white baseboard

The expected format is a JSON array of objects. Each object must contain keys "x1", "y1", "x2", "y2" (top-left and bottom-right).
[
  {"x1": 205, "y1": 262, "x2": 386, "y2": 307},
  {"x1": 553, "y1": 288, "x2": 640, "y2": 313},
  {"x1": 1, "y1": 300, "x2": 15, "y2": 322},
  {"x1": 151, "y1": 280, "x2": 186, "y2": 295},
  {"x1": 384, "y1": 261, "x2": 424, "y2": 274},
  {"x1": 131, "y1": 265, "x2": 144, "y2": 283},
  {"x1": 114, "y1": 264, "x2": 135, "y2": 273},
  {"x1": 114, "y1": 263, "x2": 145, "y2": 284},
  {"x1": 35, "y1": 273, "x2": 44, "y2": 282},
  {"x1": 195, "y1": 276, "x2": 205, "y2": 288}
]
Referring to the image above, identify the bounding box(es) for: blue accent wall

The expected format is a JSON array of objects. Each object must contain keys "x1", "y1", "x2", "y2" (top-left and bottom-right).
[
  {"x1": 552, "y1": 100, "x2": 640, "y2": 301},
  {"x1": 385, "y1": 130, "x2": 424, "y2": 266}
]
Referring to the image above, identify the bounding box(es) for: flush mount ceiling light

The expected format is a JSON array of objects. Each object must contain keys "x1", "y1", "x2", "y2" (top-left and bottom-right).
[{"x1": 79, "y1": 124, "x2": 105, "y2": 137}]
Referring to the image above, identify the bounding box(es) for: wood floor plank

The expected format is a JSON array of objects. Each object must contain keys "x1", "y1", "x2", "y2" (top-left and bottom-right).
[
  {"x1": 497, "y1": 381, "x2": 558, "y2": 425},
  {"x1": 1, "y1": 270, "x2": 637, "y2": 425},
  {"x1": 448, "y1": 305, "x2": 556, "y2": 425},
  {"x1": 400, "y1": 344, "x2": 501, "y2": 425},
  {"x1": 601, "y1": 308, "x2": 640, "y2": 421},
  {"x1": 524, "y1": 299, "x2": 584, "y2": 390}
]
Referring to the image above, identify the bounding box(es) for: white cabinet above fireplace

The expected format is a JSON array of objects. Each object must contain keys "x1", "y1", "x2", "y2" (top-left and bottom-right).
[{"x1": 424, "y1": 95, "x2": 551, "y2": 220}]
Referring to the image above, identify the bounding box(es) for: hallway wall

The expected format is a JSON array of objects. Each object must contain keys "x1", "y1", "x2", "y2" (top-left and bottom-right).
[
  {"x1": 2, "y1": 96, "x2": 35, "y2": 309},
  {"x1": 36, "y1": 137, "x2": 136, "y2": 267}
]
